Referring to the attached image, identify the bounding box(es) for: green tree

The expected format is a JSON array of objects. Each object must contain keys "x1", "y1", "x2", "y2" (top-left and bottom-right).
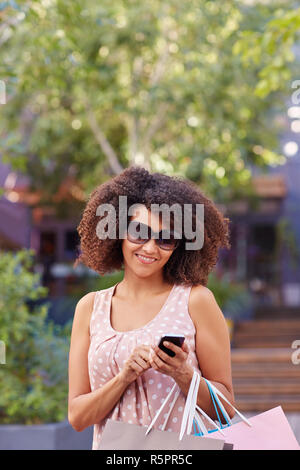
[
  {"x1": 0, "y1": 249, "x2": 71, "y2": 424},
  {"x1": 233, "y1": 6, "x2": 300, "y2": 98},
  {"x1": 0, "y1": 0, "x2": 299, "y2": 205}
]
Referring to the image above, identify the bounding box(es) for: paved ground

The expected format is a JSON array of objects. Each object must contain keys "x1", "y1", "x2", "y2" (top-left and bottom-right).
[{"x1": 231, "y1": 411, "x2": 300, "y2": 446}]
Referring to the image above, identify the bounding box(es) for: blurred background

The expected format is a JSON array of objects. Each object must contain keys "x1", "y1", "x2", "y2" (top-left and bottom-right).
[{"x1": 0, "y1": 0, "x2": 299, "y2": 449}]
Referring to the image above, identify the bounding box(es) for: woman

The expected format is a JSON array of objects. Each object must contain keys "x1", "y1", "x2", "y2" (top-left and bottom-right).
[{"x1": 68, "y1": 166, "x2": 235, "y2": 450}]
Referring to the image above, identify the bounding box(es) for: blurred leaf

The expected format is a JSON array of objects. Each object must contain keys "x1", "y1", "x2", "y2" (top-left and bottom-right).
[
  {"x1": 0, "y1": 249, "x2": 71, "y2": 424},
  {"x1": 0, "y1": 0, "x2": 298, "y2": 204}
]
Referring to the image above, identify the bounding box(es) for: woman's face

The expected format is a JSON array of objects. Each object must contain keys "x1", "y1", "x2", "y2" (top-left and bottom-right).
[{"x1": 121, "y1": 205, "x2": 176, "y2": 276}]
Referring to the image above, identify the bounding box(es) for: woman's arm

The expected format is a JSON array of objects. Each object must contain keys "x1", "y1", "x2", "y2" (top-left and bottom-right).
[
  {"x1": 173, "y1": 285, "x2": 235, "y2": 423},
  {"x1": 68, "y1": 292, "x2": 129, "y2": 432}
]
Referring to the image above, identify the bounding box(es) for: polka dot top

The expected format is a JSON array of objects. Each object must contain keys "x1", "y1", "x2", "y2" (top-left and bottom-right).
[{"x1": 88, "y1": 282, "x2": 202, "y2": 450}]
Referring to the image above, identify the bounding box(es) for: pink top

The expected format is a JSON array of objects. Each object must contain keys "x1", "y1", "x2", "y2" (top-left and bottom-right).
[{"x1": 88, "y1": 282, "x2": 203, "y2": 450}]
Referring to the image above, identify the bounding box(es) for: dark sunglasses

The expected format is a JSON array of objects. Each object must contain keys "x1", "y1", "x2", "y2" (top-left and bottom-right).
[{"x1": 126, "y1": 221, "x2": 180, "y2": 251}]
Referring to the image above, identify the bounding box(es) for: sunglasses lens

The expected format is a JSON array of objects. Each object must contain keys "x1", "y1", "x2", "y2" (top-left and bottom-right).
[
  {"x1": 158, "y1": 238, "x2": 177, "y2": 250},
  {"x1": 127, "y1": 221, "x2": 149, "y2": 243},
  {"x1": 127, "y1": 222, "x2": 180, "y2": 250},
  {"x1": 158, "y1": 230, "x2": 179, "y2": 250}
]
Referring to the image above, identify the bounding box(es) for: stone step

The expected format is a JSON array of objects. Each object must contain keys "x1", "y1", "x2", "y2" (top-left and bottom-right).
[
  {"x1": 235, "y1": 320, "x2": 300, "y2": 331},
  {"x1": 254, "y1": 306, "x2": 300, "y2": 320},
  {"x1": 230, "y1": 346, "x2": 300, "y2": 412},
  {"x1": 231, "y1": 348, "x2": 293, "y2": 363},
  {"x1": 233, "y1": 396, "x2": 300, "y2": 412},
  {"x1": 232, "y1": 367, "x2": 300, "y2": 379},
  {"x1": 233, "y1": 340, "x2": 297, "y2": 349},
  {"x1": 232, "y1": 381, "x2": 300, "y2": 395},
  {"x1": 234, "y1": 329, "x2": 299, "y2": 337},
  {"x1": 232, "y1": 319, "x2": 300, "y2": 349}
]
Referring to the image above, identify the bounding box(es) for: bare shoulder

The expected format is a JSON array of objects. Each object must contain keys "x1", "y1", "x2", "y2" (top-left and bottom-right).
[
  {"x1": 76, "y1": 291, "x2": 97, "y2": 309},
  {"x1": 189, "y1": 284, "x2": 216, "y2": 311},
  {"x1": 72, "y1": 291, "x2": 97, "y2": 332},
  {"x1": 189, "y1": 284, "x2": 227, "y2": 329}
]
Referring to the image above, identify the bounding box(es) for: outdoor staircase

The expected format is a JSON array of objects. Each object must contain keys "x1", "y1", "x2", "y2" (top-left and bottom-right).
[
  {"x1": 232, "y1": 319, "x2": 300, "y2": 349},
  {"x1": 231, "y1": 320, "x2": 300, "y2": 412}
]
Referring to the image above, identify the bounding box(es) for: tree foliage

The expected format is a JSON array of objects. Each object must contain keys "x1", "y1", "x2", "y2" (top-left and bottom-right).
[
  {"x1": 0, "y1": 0, "x2": 299, "y2": 204},
  {"x1": 0, "y1": 249, "x2": 71, "y2": 424}
]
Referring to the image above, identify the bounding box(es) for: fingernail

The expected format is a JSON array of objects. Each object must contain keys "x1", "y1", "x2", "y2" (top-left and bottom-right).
[{"x1": 164, "y1": 341, "x2": 169, "y2": 346}]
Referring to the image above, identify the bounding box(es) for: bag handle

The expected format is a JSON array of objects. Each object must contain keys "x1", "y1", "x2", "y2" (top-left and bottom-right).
[
  {"x1": 161, "y1": 388, "x2": 181, "y2": 431},
  {"x1": 145, "y1": 369, "x2": 252, "y2": 439},
  {"x1": 180, "y1": 372, "x2": 227, "y2": 438},
  {"x1": 195, "y1": 405, "x2": 226, "y2": 436},
  {"x1": 145, "y1": 381, "x2": 178, "y2": 435},
  {"x1": 205, "y1": 379, "x2": 232, "y2": 426},
  {"x1": 204, "y1": 378, "x2": 252, "y2": 428},
  {"x1": 145, "y1": 368, "x2": 202, "y2": 439},
  {"x1": 179, "y1": 368, "x2": 200, "y2": 439}
]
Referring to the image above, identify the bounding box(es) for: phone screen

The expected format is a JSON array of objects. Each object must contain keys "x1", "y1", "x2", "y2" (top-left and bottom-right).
[{"x1": 158, "y1": 334, "x2": 185, "y2": 357}]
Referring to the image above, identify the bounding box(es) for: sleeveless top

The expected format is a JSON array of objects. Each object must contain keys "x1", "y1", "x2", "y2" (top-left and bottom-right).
[{"x1": 88, "y1": 282, "x2": 203, "y2": 450}]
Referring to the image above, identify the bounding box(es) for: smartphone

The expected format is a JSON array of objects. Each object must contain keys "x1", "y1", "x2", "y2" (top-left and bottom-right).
[{"x1": 158, "y1": 334, "x2": 185, "y2": 358}]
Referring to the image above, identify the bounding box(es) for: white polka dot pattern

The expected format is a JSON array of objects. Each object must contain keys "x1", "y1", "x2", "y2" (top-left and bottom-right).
[{"x1": 88, "y1": 283, "x2": 200, "y2": 450}]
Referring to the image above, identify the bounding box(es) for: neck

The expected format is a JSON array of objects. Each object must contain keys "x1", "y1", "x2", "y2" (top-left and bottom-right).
[{"x1": 116, "y1": 273, "x2": 174, "y2": 301}]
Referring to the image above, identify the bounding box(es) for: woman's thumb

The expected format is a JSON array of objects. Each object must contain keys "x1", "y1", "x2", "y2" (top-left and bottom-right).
[{"x1": 182, "y1": 340, "x2": 189, "y2": 353}]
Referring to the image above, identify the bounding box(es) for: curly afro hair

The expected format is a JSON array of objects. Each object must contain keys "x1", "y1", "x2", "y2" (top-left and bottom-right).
[{"x1": 74, "y1": 165, "x2": 231, "y2": 287}]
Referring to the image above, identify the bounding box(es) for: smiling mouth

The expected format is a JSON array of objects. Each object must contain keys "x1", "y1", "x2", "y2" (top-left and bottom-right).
[{"x1": 135, "y1": 254, "x2": 158, "y2": 263}]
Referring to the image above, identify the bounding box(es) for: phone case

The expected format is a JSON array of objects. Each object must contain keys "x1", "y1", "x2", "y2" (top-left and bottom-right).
[{"x1": 158, "y1": 334, "x2": 185, "y2": 357}]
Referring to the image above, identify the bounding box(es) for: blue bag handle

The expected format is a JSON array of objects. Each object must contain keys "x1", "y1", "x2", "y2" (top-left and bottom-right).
[
  {"x1": 193, "y1": 418, "x2": 203, "y2": 436},
  {"x1": 204, "y1": 378, "x2": 231, "y2": 429},
  {"x1": 203, "y1": 378, "x2": 252, "y2": 429}
]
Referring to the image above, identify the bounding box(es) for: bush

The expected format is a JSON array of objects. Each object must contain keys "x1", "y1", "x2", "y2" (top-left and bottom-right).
[
  {"x1": 0, "y1": 249, "x2": 72, "y2": 424},
  {"x1": 207, "y1": 271, "x2": 253, "y2": 320}
]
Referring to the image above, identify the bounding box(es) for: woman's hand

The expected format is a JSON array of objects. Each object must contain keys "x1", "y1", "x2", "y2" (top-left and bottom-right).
[
  {"x1": 119, "y1": 344, "x2": 152, "y2": 386},
  {"x1": 149, "y1": 340, "x2": 193, "y2": 381}
]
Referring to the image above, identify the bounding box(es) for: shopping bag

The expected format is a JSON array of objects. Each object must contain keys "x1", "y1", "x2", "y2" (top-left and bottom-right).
[
  {"x1": 98, "y1": 418, "x2": 227, "y2": 450},
  {"x1": 194, "y1": 376, "x2": 300, "y2": 450},
  {"x1": 98, "y1": 371, "x2": 230, "y2": 450}
]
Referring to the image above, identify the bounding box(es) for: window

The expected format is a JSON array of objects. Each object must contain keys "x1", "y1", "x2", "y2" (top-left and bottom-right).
[
  {"x1": 40, "y1": 231, "x2": 56, "y2": 258},
  {"x1": 64, "y1": 230, "x2": 80, "y2": 259},
  {"x1": 248, "y1": 223, "x2": 277, "y2": 281}
]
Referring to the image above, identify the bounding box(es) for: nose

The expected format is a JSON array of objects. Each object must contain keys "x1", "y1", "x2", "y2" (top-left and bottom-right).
[{"x1": 142, "y1": 239, "x2": 159, "y2": 256}]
